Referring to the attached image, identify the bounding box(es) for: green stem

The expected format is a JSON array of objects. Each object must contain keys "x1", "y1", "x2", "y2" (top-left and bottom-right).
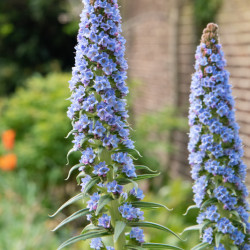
[
  {"x1": 110, "y1": 199, "x2": 126, "y2": 250},
  {"x1": 102, "y1": 149, "x2": 126, "y2": 249}
]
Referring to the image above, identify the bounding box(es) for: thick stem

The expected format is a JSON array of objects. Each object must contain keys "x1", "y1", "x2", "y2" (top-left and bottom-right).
[
  {"x1": 102, "y1": 149, "x2": 126, "y2": 249},
  {"x1": 110, "y1": 199, "x2": 126, "y2": 250}
]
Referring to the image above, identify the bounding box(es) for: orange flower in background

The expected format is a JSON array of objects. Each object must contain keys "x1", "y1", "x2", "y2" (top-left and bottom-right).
[
  {"x1": 2, "y1": 129, "x2": 16, "y2": 150},
  {"x1": 0, "y1": 153, "x2": 17, "y2": 171}
]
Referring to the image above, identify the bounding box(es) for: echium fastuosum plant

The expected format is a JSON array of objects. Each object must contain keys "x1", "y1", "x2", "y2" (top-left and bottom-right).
[
  {"x1": 186, "y1": 23, "x2": 250, "y2": 249},
  {"x1": 50, "y1": 0, "x2": 182, "y2": 249}
]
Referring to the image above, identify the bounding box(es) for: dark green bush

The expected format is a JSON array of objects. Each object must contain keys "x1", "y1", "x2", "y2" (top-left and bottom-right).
[{"x1": 0, "y1": 0, "x2": 79, "y2": 95}]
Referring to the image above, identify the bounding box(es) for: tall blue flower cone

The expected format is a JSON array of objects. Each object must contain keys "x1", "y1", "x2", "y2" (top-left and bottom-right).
[
  {"x1": 51, "y1": 1, "x2": 181, "y2": 250},
  {"x1": 188, "y1": 23, "x2": 250, "y2": 249}
]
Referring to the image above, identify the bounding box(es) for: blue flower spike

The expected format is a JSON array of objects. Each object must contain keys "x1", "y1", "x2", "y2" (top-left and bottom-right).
[
  {"x1": 51, "y1": 1, "x2": 182, "y2": 250},
  {"x1": 187, "y1": 23, "x2": 250, "y2": 249}
]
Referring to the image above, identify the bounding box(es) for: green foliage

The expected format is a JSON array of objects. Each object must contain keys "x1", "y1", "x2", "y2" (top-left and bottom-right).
[
  {"x1": 194, "y1": 0, "x2": 223, "y2": 39},
  {"x1": 0, "y1": 73, "x2": 78, "y2": 190},
  {"x1": 142, "y1": 180, "x2": 200, "y2": 249},
  {"x1": 0, "y1": 172, "x2": 60, "y2": 250},
  {"x1": 0, "y1": 0, "x2": 79, "y2": 95},
  {"x1": 132, "y1": 108, "x2": 188, "y2": 185}
]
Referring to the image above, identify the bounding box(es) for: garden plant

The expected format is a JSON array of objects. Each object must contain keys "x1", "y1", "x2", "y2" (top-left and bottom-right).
[
  {"x1": 187, "y1": 23, "x2": 250, "y2": 249},
  {"x1": 51, "y1": 0, "x2": 182, "y2": 249}
]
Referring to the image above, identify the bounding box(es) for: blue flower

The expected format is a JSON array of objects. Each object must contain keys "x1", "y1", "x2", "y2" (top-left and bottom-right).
[
  {"x1": 192, "y1": 175, "x2": 207, "y2": 207},
  {"x1": 106, "y1": 180, "x2": 123, "y2": 194},
  {"x1": 93, "y1": 76, "x2": 111, "y2": 92},
  {"x1": 74, "y1": 114, "x2": 89, "y2": 132},
  {"x1": 203, "y1": 227, "x2": 213, "y2": 244},
  {"x1": 93, "y1": 162, "x2": 109, "y2": 177},
  {"x1": 200, "y1": 56, "x2": 208, "y2": 66},
  {"x1": 87, "y1": 192, "x2": 100, "y2": 211},
  {"x1": 205, "y1": 66, "x2": 213, "y2": 74},
  {"x1": 205, "y1": 205, "x2": 220, "y2": 222},
  {"x1": 98, "y1": 214, "x2": 111, "y2": 228},
  {"x1": 130, "y1": 188, "x2": 145, "y2": 200},
  {"x1": 197, "y1": 212, "x2": 206, "y2": 224},
  {"x1": 231, "y1": 229, "x2": 245, "y2": 245},
  {"x1": 214, "y1": 244, "x2": 225, "y2": 250},
  {"x1": 119, "y1": 203, "x2": 144, "y2": 221},
  {"x1": 93, "y1": 121, "x2": 106, "y2": 137},
  {"x1": 90, "y1": 238, "x2": 103, "y2": 249},
  {"x1": 130, "y1": 227, "x2": 145, "y2": 243},
  {"x1": 106, "y1": 247, "x2": 115, "y2": 250},
  {"x1": 242, "y1": 244, "x2": 250, "y2": 250},
  {"x1": 80, "y1": 147, "x2": 96, "y2": 164},
  {"x1": 80, "y1": 175, "x2": 91, "y2": 192},
  {"x1": 217, "y1": 218, "x2": 234, "y2": 234}
]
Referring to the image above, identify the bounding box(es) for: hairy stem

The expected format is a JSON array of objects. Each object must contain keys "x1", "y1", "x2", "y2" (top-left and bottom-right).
[{"x1": 110, "y1": 199, "x2": 126, "y2": 250}]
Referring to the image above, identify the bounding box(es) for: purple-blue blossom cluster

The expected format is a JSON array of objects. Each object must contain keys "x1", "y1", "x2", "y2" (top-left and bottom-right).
[
  {"x1": 119, "y1": 203, "x2": 144, "y2": 221},
  {"x1": 66, "y1": 0, "x2": 145, "y2": 248},
  {"x1": 90, "y1": 238, "x2": 115, "y2": 250},
  {"x1": 130, "y1": 227, "x2": 145, "y2": 243},
  {"x1": 188, "y1": 23, "x2": 249, "y2": 248}
]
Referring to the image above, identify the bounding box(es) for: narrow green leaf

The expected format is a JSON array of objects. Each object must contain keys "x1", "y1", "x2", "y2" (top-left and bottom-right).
[
  {"x1": 76, "y1": 172, "x2": 86, "y2": 185},
  {"x1": 129, "y1": 153, "x2": 138, "y2": 160},
  {"x1": 133, "y1": 173, "x2": 160, "y2": 181},
  {"x1": 191, "y1": 242, "x2": 210, "y2": 250},
  {"x1": 230, "y1": 211, "x2": 241, "y2": 220},
  {"x1": 127, "y1": 221, "x2": 183, "y2": 241},
  {"x1": 82, "y1": 177, "x2": 99, "y2": 196},
  {"x1": 227, "y1": 246, "x2": 239, "y2": 250},
  {"x1": 135, "y1": 165, "x2": 158, "y2": 173},
  {"x1": 66, "y1": 148, "x2": 76, "y2": 165},
  {"x1": 57, "y1": 230, "x2": 110, "y2": 250},
  {"x1": 96, "y1": 194, "x2": 113, "y2": 215},
  {"x1": 128, "y1": 178, "x2": 138, "y2": 190},
  {"x1": 116, "y1": 178, "x2": 138, "y2": 190},
  {"x1": 231, "y1": 219, "x2": 247, "y2": 233},
  {"x1": 97, "y1": 146, "x2": 104, "y2": 161},
  {"x1": 65, "y1": 129, "x2": 77, "y2": 139},
  {"x1": 126, "y1": 245, "x2": 144, "y2": 250},
  {"x1": 200, "y1": 197, "x2": 217, "y2": 210},
  {"x1": 65, "y1": 163, "x2": 84, "y2": 180},
  {"x1": 180, "y1": 225, "x2": 201, "y2": 235},
  {"x1": 52, "y1": 208, "x2": 89, "y2": 231},
  {"x1": 131, "y1": 148, "x2": 142, "y2": 157},
  {"x1": 92, "y1": 116, "x2": 97, "y2": 128},
  {"x1": 215, "y1": 233, "x2": 222, "y2": 247},
  {"x1": 201, "y1": 220, "x2": 212, "y2": 232},
  {"x1": 49, "y1": 193, "x2": 83, "y2": 217},
  {"x1": 81, "y1": 224, "x2": 103, "y2": 234},
  {"x1": 131, "y1": 201, "x2": 172, "y2": 211},
  {"x1": 142, "y1": 243, "x2": 183, "y2": 249},
  {"x1": 116, "y1": 178, "x2": 131, "y2": 185},
  {"x1": 115, "y1": 148, "x2": 142, "y2": 157},
  {"x1": 183, "y1": 205, "x2": 198, "y2": 216},
  {"x1": 114, "y1": 221, "x2": 126, "y2": 243},
  {"x1": 80, "y1": 135, "x2": 92, "y2": 147}
]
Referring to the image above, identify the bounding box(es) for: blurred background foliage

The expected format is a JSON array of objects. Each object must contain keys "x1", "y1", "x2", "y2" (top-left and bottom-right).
[
  {"x1": 0, "y1": 0, "x2": 219, "y2": 249},
  {"x1": 0, "y1": 172, "x2": 60, "y2": 250},
  {"x1": 0, "y1": 73, "x2": 79, "y2": 191},
  {"x1": 132, "y1": 108, "x2": 188, "y2": 188},
  {"x1": 194, "y1": 0, "x2": 223, "y2": 39}
]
